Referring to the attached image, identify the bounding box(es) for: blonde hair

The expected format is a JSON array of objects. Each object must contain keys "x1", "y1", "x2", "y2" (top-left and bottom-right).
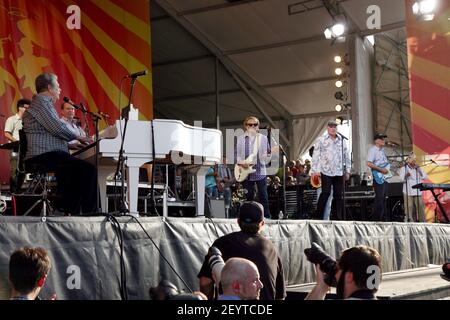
[{"x1": 243, "y1": 116, "x2": 259, "y2": 127}]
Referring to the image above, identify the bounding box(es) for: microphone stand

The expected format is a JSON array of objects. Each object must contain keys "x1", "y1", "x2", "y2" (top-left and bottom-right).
[
  {"x1": 115, "y1": 76, "x2": 138, "y2": 215},
  {"x1": 79, "y1": 103, "x2": 102, "y2": 213},
  {"x1": 267, "y1": 128, "x2": 287, "y2": 218},
  {"x1": 80, "y1": 103, "x2": 91, "y2": 137},
  {"x1": 279, "y1": 145, "x2": 287, "y2": 219},
  {"x1": 337, "y1": 132, "x2": 348, "y2": 221},
  {"x1": 414, "y1": 161, "x2": 433, "y2": 222}
]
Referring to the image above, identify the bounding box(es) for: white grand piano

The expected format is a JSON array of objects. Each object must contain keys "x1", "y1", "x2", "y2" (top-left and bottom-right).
[{"x1": 73, "y1": 119, "x2": 222, "y2": 216}]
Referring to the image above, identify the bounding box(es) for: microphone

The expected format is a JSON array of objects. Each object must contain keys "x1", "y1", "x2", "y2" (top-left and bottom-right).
[
  {"x1": 386, "y1": 141, "x2": 399, "y2": 147},
  {"x1": 124, "y1": 70, "x2": 147, "y2": 78},
  {"x1": 63, "y1": 97, "x2": 83, "y2": 111}
]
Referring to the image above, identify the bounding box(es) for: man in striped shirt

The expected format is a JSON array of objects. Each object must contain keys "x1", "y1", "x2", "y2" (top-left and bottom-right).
[
  {"x1": 22, "y1": 73, "x2": 97, "y2": 215},
  {"x1": 235, "y1": 116, "x2": 273, "y2": 218}
]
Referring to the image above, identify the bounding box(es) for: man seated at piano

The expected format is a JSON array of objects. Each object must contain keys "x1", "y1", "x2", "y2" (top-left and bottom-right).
[
  {"x1": 22, "y1": 72, "x2": 97, "y2": 215},
  {"x1": 398, "y1": 154, "x2": 428, "y2": 222},
  {"x1": 60, "y1": 101, "x2": 90, "y2": 150},
  {"x1": 4, "y1": 98, "x2": 31, "y2": 193}
]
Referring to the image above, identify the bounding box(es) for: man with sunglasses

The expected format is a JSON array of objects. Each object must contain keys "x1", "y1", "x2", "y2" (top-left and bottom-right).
[{"x1": 235, "y1": 116, "x2": 273, "y2": 218}]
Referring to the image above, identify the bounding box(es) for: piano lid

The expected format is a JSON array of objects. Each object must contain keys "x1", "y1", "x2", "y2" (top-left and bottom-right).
[{"x1": 75, "y1": 119, "x2": 222, "y2": 165}]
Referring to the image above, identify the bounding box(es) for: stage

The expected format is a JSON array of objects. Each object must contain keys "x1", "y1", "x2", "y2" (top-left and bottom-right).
[{"x1": 0, "y1": 216, "x2": 448, "y2": 300}]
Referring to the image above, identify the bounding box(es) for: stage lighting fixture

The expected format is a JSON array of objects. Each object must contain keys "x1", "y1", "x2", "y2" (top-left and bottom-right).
[
  {"x1": 412, "y1": 0, "x2": 437, "y2": 21},
  {"x1": 335, "y1": 80, "x2": 344, "y2": 88},
  {"x1": 334, "y1": 55, "x2": 342, "y2": 63},
  {"x1": 335, "y1": 67, "x2": 343, "y2": 76},
  {"x1": 336, "y1": 117, "x2": 344, "y2": 125},
  {"x1": 335, "y1": 104, "x2": 343, "y2": 112},
  {"x1": 324, "y1": 23, "x2": 346, "y2": 39},
  {"x1": 366, "y1": 35, "x2": 375, "y2": 46},
  {"x1": 334, "y1": 91, "x2": 344, "y2": 100}
]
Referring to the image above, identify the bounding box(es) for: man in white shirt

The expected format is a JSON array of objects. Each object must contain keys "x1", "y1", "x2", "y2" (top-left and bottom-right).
[
  {"x1": 4, "y1": 98, "x2": 30, "y2": 192},
  {"x1": 60, "y1": 101, "x2": 88, "y2": 150},
  {"x1": 398, "y1": 155, "x2": 428, "y2": 222},
  {"x1": 310, "y1": 120, "x2": 351, "y2": 220}
]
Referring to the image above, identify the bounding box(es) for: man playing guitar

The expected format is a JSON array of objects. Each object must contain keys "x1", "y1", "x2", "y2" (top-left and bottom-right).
[
  {"x1": 367, "y1": 133, "x2": 390, "y2": 221},
  {"x1": 235, "y1": 116, "x2": 273, "y2": 218}
]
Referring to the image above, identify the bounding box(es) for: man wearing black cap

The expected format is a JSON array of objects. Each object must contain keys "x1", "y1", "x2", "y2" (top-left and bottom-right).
[
  {"x1": 367, "y1": 133, "x2": 390, "y2": 221},
  {"x1": 310, "y1": 120, "x2": 351, "y2": 220},
  {"x1": 197, "y1": 201, "x2": 286, "y2": 300}
]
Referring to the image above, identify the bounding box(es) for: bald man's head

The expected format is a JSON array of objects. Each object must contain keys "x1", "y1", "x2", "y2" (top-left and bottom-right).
[{"x1": 220, "y1": 258, "x2": 263, "y2": 300}]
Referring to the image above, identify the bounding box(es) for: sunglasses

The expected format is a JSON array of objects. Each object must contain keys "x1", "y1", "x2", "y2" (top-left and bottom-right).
[{"x1": 247, "y1": 123, "x2": 259, "y2": 127}]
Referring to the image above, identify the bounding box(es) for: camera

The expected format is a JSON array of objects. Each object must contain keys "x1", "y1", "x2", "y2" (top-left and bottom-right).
[
  {"x1": 304, "y1": 242, "x2": 337, "y2": 287},
  {"x1": 149, "y1": 279, "x2": 204, "y2": 300},
  {"x1": 208, "y1": 246, "x2": 225, "y2": 285}
]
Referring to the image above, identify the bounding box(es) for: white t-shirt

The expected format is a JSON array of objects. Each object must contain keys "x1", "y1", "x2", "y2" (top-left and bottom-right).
[{"x1": 4, "y1": 114, "x2": 22, "y2": 141}]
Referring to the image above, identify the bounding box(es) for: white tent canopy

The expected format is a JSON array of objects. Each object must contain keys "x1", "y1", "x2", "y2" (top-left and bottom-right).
[{"x1": 151, "y1": 0, "x2": 406, "y2": 159}]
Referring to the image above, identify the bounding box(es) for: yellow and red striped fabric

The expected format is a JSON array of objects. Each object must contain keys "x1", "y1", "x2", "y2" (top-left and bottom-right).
[
  {"x1": 405, "y1": 0, "x2": 450, "y2": 222},
  {"x1": 0, "y1": 0, "x2": 152, "y2": 182}
]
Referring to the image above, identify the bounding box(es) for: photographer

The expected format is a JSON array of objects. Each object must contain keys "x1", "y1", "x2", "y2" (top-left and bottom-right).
[
  {"x1": 219, "y1": 258, "x2": 264, "y2": 300},
  {"x1": 305, "y1": 244, "x2": 382, "y2": 300},
  {"x1": 198, "y1": 201, "x2": 286, "y2": 300}
]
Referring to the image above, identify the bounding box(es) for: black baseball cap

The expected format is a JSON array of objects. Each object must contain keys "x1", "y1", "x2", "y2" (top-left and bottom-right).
[
  {"x1": 239, "y1": 201, "x2": 264, "y2": 224},
  {"x1": 374, "y1": 133, "x2": 387, "y2": 140}
]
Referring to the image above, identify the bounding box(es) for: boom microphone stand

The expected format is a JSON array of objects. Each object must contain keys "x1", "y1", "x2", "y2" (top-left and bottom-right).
[
  {"x1": 267, "y1": 128, "x2": 287, "y2": 218},
  {"x1": 337, "y1": 132, "x2": 348, "y2": 220},
  {"x1": 79, "y1": 102, "x2": 101, "y2": 213},
  {"x1": 115, "y1": 76, "x2": 139, "y2": 214}
]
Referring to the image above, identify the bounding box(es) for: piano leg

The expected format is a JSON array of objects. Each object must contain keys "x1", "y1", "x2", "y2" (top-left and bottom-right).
[
  {"x1": 126, "y1": 165, "x2": 140, "y2": 217},
  {"x1": 98, "y1": 166, "x2": 111, "y2": 213},
  {"x1": 194, "y1": 166, "x2": 209, "y2": 216}
]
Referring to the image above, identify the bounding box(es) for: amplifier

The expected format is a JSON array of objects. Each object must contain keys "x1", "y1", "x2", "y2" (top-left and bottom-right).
[
  {"x1": 387, "y1": 182, "x2": 403, "y2": 197},
  {"x1": 345, "y1": 190, "x2": 375, "y2": 200}
]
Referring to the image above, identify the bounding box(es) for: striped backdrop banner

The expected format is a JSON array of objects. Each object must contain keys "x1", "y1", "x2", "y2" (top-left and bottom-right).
[
  {"x1": 0, "y1": 0, "x2": 153, "y2": 182},
  {"x1": 405, "y1": 0, "x2": 450, "y2": 222}
]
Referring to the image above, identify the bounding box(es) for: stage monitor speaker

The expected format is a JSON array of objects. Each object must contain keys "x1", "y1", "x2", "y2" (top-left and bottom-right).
[
  {"x1": 210, "y1": 199, "x2": 227, "y2": 218},
  {"x1": 387, "y1": 182, "x2": 403, "y2": 197}
]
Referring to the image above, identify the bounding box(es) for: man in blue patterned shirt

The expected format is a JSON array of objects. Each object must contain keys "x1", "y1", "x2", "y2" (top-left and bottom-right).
[
  {"x1": 22, "y1": 73, "x2": 97, "y2": 215},
  {"x1": 367, "y1": 133, "x2": 389, "y2": 221},
  {"x1": 235, "y1": 116, "x2": 273, "y2": 218},
  {"x1": 310, "y1": 120, "x2": 351, "y2": 220}
]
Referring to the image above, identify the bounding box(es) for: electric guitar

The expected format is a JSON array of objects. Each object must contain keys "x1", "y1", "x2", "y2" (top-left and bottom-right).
[
  {"x1": 371, "y1": 163, "x2": 393, "y2": 184},
  {"x1": 234, "y1": 155, "x2": 256, "y2": 182}
]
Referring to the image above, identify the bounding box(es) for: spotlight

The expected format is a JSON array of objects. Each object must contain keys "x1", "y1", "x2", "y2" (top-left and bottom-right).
[
  {"x1": 412, "y1": 0, "x2": 437, "y2": 21},
  {"x1": 335, "y1": 104, "x2": 343, "y2": 112},
  {"x1": 334, "y1": 67, "x2": 343, "y2": 76},
  {"x1": 324, "y1": 23, "x2": 346, "y2": 39},
  {"x1": 334, "y1": 91, "x2": 344, "y2": 100},
  {"x1": 336, "y1": 116, "x2": 344, "y2": 125},
  {"x1": 331, "y1": 24, "x2": 345, "y2": 37},
  {"x1": 335, "y1": 80, "x2": 344, "y2": 88},
  {"x1": 334, "y1": 55, "x2": 342, "y2": 63}
]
